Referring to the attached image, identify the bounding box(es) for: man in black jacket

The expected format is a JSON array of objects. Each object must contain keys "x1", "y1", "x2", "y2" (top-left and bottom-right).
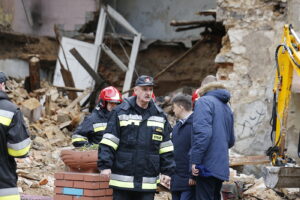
[
  {"x1": 99, "y1": 75, "x2": 175, "y2": 200},
  {"x1": 0, "y1": 72, "x2": 31, "y2": 200},
  {"x1": 171, "y1": 94, "x2": 195, "y2": 200}
]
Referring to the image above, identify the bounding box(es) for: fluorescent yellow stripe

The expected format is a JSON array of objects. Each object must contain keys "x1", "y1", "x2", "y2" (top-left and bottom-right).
[
  {"x1": 94, "y1": 126, "x2": 106, "y2": 132},
  {"x1": 119, "y1": 120, "x2": 140, "y2": 126},
  {"x1": 0, "y1": 116, "x2": 12, "y2": 126},
  {"x1": 147, "y1": 121, "x2": 164, "y2": 128},
  {"x1": 142, "y1": 183, "x2": 157, "y2": 190},
  {"x1": 100, "y1": 138, "x2": 118, "y2": 150},
  {"x1": 159, "y1": 145, "x2": 174, "y2": 154},
  {"x1": 72, "y1": 138, "x2": 87, "y2": 143},
  {"x1": 109, "y1": 180, "x2": 134, "y2": 188},
  {"x1": 8, "y1": 144, "x2": 31, "y2": 157},
  {"x1": 0, "y1": 195, "x2": 20, "y2": 200}
]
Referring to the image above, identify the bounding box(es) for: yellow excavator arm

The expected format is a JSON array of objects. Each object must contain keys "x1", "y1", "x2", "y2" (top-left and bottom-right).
[{"x1": 267, "y1": 24, "x2": 300, "y2": 166}]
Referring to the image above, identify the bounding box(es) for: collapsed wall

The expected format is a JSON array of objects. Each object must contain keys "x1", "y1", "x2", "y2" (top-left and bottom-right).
[{"x1": 214, "y1": 0, "x2": 300, "y2": 173}]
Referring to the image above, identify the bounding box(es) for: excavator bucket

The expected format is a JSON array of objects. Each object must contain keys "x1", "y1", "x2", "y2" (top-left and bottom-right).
[{"x1": 263, "y1": 166, "x2": 300, "y2": 188}]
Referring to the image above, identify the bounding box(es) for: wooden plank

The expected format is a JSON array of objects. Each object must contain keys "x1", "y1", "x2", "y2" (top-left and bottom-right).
[
  {"x1": 230, "y1": 155, "x2": 270, "y2": 167},
  {"x1": 106, "y1": 5, "x2": 138, "y2": 35},
  {"x1": 59, "y1": 61, "x2": 77, "y2": 100},
  {"x1": 54, "y1": 27, "x2": 78, "y2": 100},
  {"x1": 69, "y1": 48, "x2": 104, "y2": 87},
  {"x1": 170, "y1": 20, "x2": 216, "y2": 27},
  {"x1": 101, "y1": 44, "x2": 128, "y2": 72},
  {"x1": 122, "y1": 33, "x2": 141, "y2": 97},
  {"x1": 95, "y1": 7, "x2": 107, "y2": 45},
  {"x1": 154, "y1": 40, "x2": 202, "y2": 79},
  {"x1": 54, "y1": 86, "x2": 84, "y2": 92},
  {"x1": 195, "y1": 9, "x2": 216, "y2": 18},
  {"x1": 94, "y1": 6, "x2": 107, "y2": 70}
]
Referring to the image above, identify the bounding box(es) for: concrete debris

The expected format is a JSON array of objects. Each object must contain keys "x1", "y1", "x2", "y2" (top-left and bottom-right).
[
  {"x1": 21, "y1": 98, "x2": 42, "y2": 122},
  {"x1": 223, "y1": 167, "x2": 300, "y2": 200}
]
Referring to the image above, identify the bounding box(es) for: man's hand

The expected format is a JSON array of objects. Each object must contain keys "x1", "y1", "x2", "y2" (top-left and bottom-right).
[
  {"x1": 188, "y1": 178, "x2": 196, "y2": 186},
  {"x1": 192, "y1": 164, "x2": 199, "y2": 176},
  {"x1": 160, "y1": 174, "x2": 171, "y2": 188},
  {"x1": 100, "y1": 169, "x2": 112, "y2": 178}
]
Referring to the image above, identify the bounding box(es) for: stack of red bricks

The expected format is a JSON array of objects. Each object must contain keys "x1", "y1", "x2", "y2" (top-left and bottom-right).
[{"x1": 54, "y1": 172, "x2": 112, "y2": 200}]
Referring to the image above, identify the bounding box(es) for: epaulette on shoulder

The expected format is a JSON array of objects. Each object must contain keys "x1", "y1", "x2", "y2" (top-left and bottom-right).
[{"x1": 119, "y1": 99, "x2": 131, "y2": 111}]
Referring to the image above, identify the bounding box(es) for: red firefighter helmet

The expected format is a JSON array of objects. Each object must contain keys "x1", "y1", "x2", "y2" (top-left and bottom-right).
[
  {"x1": 98, "y1": 86, "x2": 122, "y2": 108},
  {"x1": 192, "y1": 88, "x2": 200, "y2": 108},
  {"x1": 132, "y1": 92, "x2": 156, "y2": 102}
]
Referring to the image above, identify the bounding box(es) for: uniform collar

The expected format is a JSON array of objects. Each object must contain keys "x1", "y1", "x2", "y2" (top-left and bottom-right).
[{"x1": 0, "y1": 90, "x2": 9, "y2": 100}]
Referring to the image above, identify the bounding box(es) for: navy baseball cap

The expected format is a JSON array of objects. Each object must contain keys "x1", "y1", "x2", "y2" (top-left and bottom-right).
[
  {"x1": 135, "y1": 75, "x2": 154, "y2": 86},
  {"x1": 0, "y1": 72, "x2": 8, "y2": 83}
]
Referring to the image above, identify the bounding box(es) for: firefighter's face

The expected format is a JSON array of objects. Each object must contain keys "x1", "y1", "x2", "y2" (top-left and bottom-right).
[
  {"x1": 134, "y1": 86, "x2": 153, "y2": 104},
  {"x1": 106, "y1": 102, "x2": 118, "y2": 112}
]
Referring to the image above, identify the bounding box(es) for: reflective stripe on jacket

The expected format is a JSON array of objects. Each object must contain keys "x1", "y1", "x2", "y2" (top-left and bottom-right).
[
  {"x1": 99, "y1": 96, "x2": 175, "y2": 192},
  {"x1": 0, "y1": 91, "x2": 31, "y2": 195},
  {"x1": 72, "y1": 108, "x2": 110, "y2": 147}
]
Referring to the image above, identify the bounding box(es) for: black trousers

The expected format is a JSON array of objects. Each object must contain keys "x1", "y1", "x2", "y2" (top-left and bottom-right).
[
  {"x1": 113, "y1": 189, "x2": 155, "y2": 200},
  {"x1": 195, "y1": 176, "x2": 223, "y2": 200}
]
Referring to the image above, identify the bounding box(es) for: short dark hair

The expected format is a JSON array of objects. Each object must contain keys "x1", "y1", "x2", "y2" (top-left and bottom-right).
[{"x1": 172, "y1": 94, "x2": 192, "y2": 111}]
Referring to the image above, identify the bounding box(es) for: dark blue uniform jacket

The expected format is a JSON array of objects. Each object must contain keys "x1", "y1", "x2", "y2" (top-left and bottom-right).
[{"x1": 171, "y1": 113, "x2": 194, "y2": 192}]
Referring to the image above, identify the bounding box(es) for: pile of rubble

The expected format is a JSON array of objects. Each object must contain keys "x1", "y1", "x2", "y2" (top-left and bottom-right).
[
  {"x1": 6, "y1": 79, "x2": 87, "y2": 196},
  {"x1": 223, "y1": 167, "x2": 300, "y2": 200}
]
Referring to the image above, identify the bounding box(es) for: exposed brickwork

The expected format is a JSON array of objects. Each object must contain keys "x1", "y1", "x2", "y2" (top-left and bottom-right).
[{"x1": 54, "y1": 172, "x2": 112, "y2": 200}]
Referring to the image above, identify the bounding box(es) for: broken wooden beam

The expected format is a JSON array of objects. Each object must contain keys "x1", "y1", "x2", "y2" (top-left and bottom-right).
[
  {"x1": 54, "y1": 25, "x2": 77, "y2": 100},
  {"x1": 170, "y1": 20, "x2": 216, "y2": 27},
  {"x1": 195, "y1": 9, "x2": 216, "y2": 18},
  {"x1": 176, "y1": 25, "x2": 203, "y2": 32},
  {"x1": 69, "y1": 48, "x2": 105, "y2": 87},
  {"x1": 101, "y1": 44, "x2": 128, "y2": 72},
  {"x1": 54, "y1": 86, "x2": 84, "y2": 92},
  {"x1": 230, "y1": 155, "x2": 270, "y2": 167},
  {"x1": 154, "y1": 39, "x2": 202, "y2": 79},
  {"x1": 59, "y1": 62, "x2": 78, "y2": 100},
  {"x1": 263, "y1": 166, "x2": 300, "y2": 188},
  {"x1": 29, "y1": 56, "x2": 41, "y2": 91}
]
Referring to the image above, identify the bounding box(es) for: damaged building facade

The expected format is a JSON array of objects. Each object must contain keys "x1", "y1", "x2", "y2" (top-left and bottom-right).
[
  {"x1": 214, "y1": 0, "x2": 300, "y2": 174},
  {"x1": 1, "y1": 0, "x2": 300, "y2": 191}
]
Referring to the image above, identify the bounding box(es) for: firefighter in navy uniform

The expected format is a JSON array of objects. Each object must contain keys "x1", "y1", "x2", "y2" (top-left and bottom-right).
[
  {"x1": 0, "y1": 72, "x2": 31, "y2": 200},
  {"x1": 99, "y1": 75, "x2": 175, "y2": 200},
  {"x1": 72, "y1": 86, "x2": 122, "y2": 147}
]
